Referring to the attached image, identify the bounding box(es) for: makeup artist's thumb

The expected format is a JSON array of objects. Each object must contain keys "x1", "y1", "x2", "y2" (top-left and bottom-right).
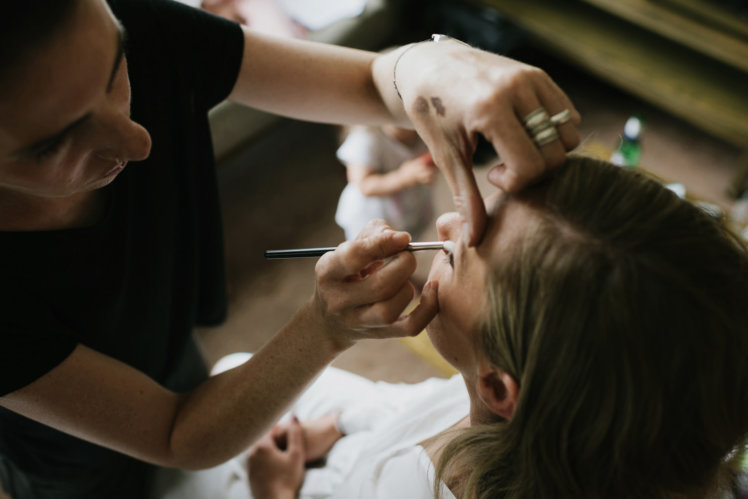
[
  {"x1": 420, "y1": 280, "x2": 439, "y2": 315},
  {"x1": 400, "y1": 280, "x2": 439, "y2": 336}
]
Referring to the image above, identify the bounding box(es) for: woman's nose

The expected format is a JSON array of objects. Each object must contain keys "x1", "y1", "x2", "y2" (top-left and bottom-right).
[
  {"x1": 95, "y1": 110, "x2": 152, "y2": 163},
  {"x1": 117, "y1": 118, "x2": 151, "y2": 162},
  {"x1": 436, "y1": 212, "x2": 462, "y2": 242}
]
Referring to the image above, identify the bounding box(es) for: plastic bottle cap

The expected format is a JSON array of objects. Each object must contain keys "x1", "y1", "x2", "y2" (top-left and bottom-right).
[{"x1": 623, "y1": 117, "x2": 642, "y2": 140}]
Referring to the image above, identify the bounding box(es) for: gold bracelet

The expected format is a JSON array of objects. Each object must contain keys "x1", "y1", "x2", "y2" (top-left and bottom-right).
[{"x1": 392, "y1": 34, "x2": 468, "y2": 101}]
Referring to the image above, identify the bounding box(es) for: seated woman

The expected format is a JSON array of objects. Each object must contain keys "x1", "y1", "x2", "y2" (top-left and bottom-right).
[{"x1": 155, "y1": 155, "x2": 748, "y2": 499}]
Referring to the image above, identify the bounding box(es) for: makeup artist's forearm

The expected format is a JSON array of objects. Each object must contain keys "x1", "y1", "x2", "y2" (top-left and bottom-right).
[
  {"x1": 168, "y1": 300, "x2": 344, "y2": 468},
  {"x1": 228, "y1": 29, "x2": 402, "y2": 125},
  {"x1": 371, "y1": 39, "x2": 475, "y2": 124},
  {"x1": 371, "y1": 45, "x2": 413, "y2": 125}
]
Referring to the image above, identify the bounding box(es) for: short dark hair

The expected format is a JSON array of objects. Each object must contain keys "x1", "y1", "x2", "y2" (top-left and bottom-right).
[{"x1": 0, "y1": 1, "x2": 79, "y2": 84}]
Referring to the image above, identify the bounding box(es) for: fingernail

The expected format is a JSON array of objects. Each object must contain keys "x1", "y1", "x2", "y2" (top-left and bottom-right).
[
  {"x1": 392, "y1": 231, "x2": 411, "y2": 244},
  {"x1": 292, "y1": 414, "x2": 300, "y2": 423}
]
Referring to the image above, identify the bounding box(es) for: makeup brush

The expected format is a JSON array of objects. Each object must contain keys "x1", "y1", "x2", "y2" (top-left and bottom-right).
[{"x1": 264, "y1": 240, "x2": 456, "y2": 259}]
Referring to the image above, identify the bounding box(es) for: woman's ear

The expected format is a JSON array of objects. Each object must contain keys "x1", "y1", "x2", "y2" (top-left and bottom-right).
[{"x1": 476, "y1": 365, "x2": 519, "y2": 420}]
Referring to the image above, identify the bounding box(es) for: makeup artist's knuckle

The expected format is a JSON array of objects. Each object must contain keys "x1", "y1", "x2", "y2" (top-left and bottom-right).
[
  {"x1": 350, "y1": 239, "x2": 373, "y2": 261},
  {"x1": 358, "y1": 219, "x2": 384, "y2": 240},
  {"x1": 314, "y1": 256, "x2": 325, "y2": 270},
  {"x1": 529, "y1": 65, "x2": 550, "y2": 83},
  {"x1": 470, "y1": 89, "x2": 501, "y2": 118},
  {"x1": 514, "y1": 65, "x2": 547, "y2": 88},
  {"x1": 361, "y1": 235, "x2": 381, "y2": 252},
  {"x1": 315, "y1": 254, "x2": 336, "y2": 276},
  {"x1": 335, "y1": 240, "x2": 353, "y2": 260}
]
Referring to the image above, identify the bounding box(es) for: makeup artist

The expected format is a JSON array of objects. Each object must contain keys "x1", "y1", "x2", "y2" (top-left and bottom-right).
[{"x1": 0, "y1": 1, "x2": 580, "y2": 497}]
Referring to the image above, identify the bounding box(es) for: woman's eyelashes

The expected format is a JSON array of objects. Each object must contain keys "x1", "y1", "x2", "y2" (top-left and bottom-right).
[{"x1": 33, "y1": 137, "x2": 66, "y2": 162}]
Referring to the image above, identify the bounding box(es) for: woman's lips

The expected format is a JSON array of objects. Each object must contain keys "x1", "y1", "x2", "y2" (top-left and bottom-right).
[{"x1": 103, "y1": 161, "x2": 127, "y2": 178}]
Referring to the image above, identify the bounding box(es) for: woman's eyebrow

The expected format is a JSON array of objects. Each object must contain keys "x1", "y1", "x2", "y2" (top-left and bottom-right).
[{"x1": 107, "y1": 23, "x2": 127, "y2": 93}]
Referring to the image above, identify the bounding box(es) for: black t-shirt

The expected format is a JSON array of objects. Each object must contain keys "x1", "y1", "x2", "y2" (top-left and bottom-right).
[{"x1": 0, "y1": 1, "x2": 243, "y2": 497}]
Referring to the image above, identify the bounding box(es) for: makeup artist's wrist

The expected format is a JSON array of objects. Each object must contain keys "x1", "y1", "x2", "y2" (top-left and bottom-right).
[
  {"x1": 392, "y1": 34, "x2": 472, "y2": 102},
  {"x1": 302, "y1": 298, "x2": 357, "y2": 355}
]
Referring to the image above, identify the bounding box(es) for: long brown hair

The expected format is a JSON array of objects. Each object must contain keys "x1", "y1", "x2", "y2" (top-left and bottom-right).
[{"x1": 437, "y1": 156, "x2": 748, "y2": 498}]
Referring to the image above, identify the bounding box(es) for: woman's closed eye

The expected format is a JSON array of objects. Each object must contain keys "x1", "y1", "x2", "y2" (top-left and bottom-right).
[{"x1": 34, "y1": 138, "x2": 65, "y2": 162}]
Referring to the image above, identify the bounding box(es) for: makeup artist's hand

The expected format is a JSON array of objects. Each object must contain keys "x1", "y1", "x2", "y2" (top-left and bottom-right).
[
  {"x1": 382, "y1": 39, "x2": 581, "y2": 245},
  {"x1": 313, "y1": 220, "x2": 438, "y2": 349}
]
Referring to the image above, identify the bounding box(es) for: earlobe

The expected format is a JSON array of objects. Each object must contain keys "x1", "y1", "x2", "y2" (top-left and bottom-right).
[{"x1": 477, "y1": 367, "x2": 519, "y2": 420}]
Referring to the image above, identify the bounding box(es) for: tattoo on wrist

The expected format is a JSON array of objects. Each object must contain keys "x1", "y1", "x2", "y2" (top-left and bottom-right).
[{"x1": 392, "y1": 34, "x2": 470, "y2": 101}]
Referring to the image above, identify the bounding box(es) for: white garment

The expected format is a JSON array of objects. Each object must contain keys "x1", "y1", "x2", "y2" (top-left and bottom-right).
[
  {"x1": 173, "y1": 0, "x2": 202, "y2": 8},
  {"x1": 277, "y1": 0, "x2": 368, "y2": 30},
  {"x1": 173, "y1": 0, "x2": 367, "y2": 30},
  {"x1": 152, "y1": 353, "x2": 466, "y2": 499},
  {"x1": 335, "y1": 127, "x2": 434, "y2": 240}
]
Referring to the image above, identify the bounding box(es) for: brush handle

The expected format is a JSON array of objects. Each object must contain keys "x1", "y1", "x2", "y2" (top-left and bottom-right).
[
  {"x1": 264, "y1": 247, "x2": 336, "y2": 259},
  {"x1": 264, "y1": 242, "x2": 447, "y2": 259}
]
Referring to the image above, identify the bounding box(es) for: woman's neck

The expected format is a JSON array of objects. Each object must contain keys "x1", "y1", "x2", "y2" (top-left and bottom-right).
[
  {"x1": 420, "y1": 415, "x2": 470, "y2": 498},
  {"x1": 420, "y1": 377, "x2": 501, "y2": 498}
]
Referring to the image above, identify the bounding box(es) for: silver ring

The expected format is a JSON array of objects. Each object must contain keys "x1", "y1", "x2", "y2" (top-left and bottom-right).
[
  {"x1": 533, "y1": 127, "x2": 559, "y2": 147},
  {"x1": 527, "y1": 119, "x2": 553, "y2": 137},
  {"x1": 550, "y1": 109, "x2": 572, "y2": 127},
  {"x1": 522, "y1": 108, "x2": 550, "y2": 129}
]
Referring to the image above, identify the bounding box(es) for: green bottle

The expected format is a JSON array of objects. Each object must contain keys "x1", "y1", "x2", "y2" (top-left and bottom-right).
[{"x1": 611, "y1": 115, "x2": 644, "y2": 168}]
